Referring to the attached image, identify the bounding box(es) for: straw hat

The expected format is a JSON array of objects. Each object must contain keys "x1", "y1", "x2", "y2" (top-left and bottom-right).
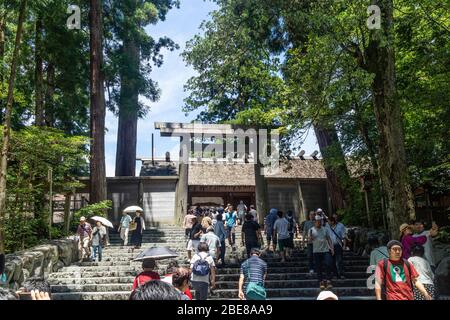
[{"x1": 399, "y1": 223, "x2": 410, "y2": 234}]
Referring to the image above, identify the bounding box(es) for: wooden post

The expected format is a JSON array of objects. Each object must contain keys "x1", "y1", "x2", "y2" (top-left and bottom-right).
[
  {"x1": 297, "y1": 181, "x2": 306, "y2": 222},
  {"x1": 175, "y1": 162, "x2": 188, "y2": 226}
]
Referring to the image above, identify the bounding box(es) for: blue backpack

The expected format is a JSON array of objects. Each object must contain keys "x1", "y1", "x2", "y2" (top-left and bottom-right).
[{"x1": 192, "y1": 254, "x2": 211, "y2": 276}]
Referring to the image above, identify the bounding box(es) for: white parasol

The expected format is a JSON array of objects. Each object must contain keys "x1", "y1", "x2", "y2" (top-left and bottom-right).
[{"x1": 90, "y1": 216, "x2": 114, "y2": 228}]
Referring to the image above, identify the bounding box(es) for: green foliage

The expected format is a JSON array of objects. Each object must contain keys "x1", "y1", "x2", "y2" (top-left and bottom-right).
[
  {"x1": 104, "y1": 0, "x2": 180, "y2": 117},
  {"x1": 3, "y1": 212, "x2": 39, "y2": 253},
  {"x1": 1, "y1": 126, "x2": 88, "y2": 253},
  {"x1": 435, "y1": 226, "x2": 450, "y2": 244},
  {"x1": 183, "y1": 0, "x2": 450, "y2": 228},
  {"x1": 71, "y1": 200, "x2": 112, "y2": 232}
]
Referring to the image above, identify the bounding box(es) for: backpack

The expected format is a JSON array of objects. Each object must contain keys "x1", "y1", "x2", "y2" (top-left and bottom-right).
[
  {"x1": 381, "y1": 258, "x2": 413, "y2": 300},
  {"x1": 192, "y1": 254, "x2": 211, "y2": 276}
]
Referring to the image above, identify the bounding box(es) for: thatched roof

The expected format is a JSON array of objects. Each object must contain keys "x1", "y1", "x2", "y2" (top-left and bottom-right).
[{"x1": 188, "y1": 159, "x2": 327, "y2": 186}]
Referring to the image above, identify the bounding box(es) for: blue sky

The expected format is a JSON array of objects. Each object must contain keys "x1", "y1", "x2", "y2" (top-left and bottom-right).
[{"x1": 104, "y1": 0, "x2": 318, "y2": 177}]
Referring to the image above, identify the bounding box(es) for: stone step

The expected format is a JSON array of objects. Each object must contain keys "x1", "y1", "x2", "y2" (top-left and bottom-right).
[
  {"x1": 214, "y1": 279, "x2": 368, "y2": 289},
  {"x1": 49, "y1": 271, "x2": 139, "y2": 279},
  {"x1": 51, "y1": 278, "x2": 370, "y2": 293},
  {"x1": 209, "y1": 287, "x2": 373, "y2": 299},
  {"x1": 101, "y1": 248, "x2": 367, "y2": 259},
  {"x1": 215, "y1": 272, "x2": 369, "y2": 281},
  {"x1": 52, "y1": 291, "x2": 131, "y2": 300},
  {"x1": 51, "y1": 283, "x2": 133, "y2": 293},
  {"x1": 60, "y1": 266, "x2": 147, "y2": 272},
  {"x1": 58, "y1": 264, "x2": 368, "y2": 274},
  {"x1": 216, "y1": 265, "x2": 368, "y2": 274},
  {"x1": 76, "y1": 258, "x2": 368, "y2": 268},
  {"x1": 48, "y1": 276, "x2": 135, "y2": 285}
]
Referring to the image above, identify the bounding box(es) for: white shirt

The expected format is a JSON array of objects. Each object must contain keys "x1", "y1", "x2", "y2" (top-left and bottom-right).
[
  {"x1": 190, "y1": 252, "x2": 215, "y2": 283},
  {"x1": 408, "y1": 256, "x2": 434, "y2": 285},
  {"x1": 413, "y1": 231, "x2": 434, "y2": 266}
]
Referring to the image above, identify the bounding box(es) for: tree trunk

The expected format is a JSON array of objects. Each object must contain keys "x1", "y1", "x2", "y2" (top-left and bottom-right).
[
  {"x1": 367, "y1": 0, "x2": 415, "y2": 238},
  {"x1": 0, "y1": 11, "x2": 7, "y2": 124},
  {"x1": 35, "y1": 17, "x2": 45, "y2": 126},
  {"x1": 89, "y1": 0, "x2": 107, "y2": 203},
  {"x1": 115, "y1": 37, "x2": 139, "y2": 176},
  {"x1": 314, "y1": 124, "x2": 352, "y2": 214},
  {"x1": 44, "y1": 63, "x2": 55, "y2": 127},
  {"x1": 254, "y1": 161, "x2": 268, "y2": 226},
  {"x1": 0, "y1": 10, "x2": 7, "y2": 68},
  {"x1": 0, "y1": 0, "x2": 27, "y2": 255}
]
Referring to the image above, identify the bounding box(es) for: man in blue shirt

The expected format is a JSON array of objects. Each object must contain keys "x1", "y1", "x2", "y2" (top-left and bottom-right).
[
  {"x1": 238, "y1": 248, "x2": 267, "y2": 300},
  {"x1": 119, "y1": 211, "x2": 132, "y2": 246},
  {"x1": 225, "y1": 206, "x2": 238, "y2": 248}
]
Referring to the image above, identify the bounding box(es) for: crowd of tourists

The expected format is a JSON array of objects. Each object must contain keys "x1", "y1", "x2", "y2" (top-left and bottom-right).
[
  {"x1": 75, "y1": 208, "x2": 147, "y2": 263},
  {"x1": 0, "y1": 201, "x2": 442, "y2": 301}
]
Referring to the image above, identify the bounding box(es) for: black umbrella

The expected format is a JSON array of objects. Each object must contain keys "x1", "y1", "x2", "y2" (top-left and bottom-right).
[{"x1": 133, "y1": 247, "x2": 179, "y2": 261}]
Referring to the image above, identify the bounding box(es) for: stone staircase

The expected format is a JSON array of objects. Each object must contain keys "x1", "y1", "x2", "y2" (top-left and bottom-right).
[{"x1": 48, "y1": 225, "x2": 373, "y2": 300}]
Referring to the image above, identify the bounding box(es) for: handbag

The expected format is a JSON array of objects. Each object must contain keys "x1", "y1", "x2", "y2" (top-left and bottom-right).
[
  {"x1": 129, "y1": 221, "x2": 137, "y2": 232},
  {"x1": 0, "y1": 272, "x2": 7, "y2": 284}
]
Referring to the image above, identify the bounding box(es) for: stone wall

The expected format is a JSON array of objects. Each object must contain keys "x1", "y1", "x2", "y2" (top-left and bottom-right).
[{"x1": 2, "y1": 237, "x2": 79, "y2": 289}]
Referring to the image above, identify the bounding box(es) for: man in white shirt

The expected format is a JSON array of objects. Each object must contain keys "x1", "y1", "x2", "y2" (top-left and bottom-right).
[
  {"x1": 200, "y1": 227, "x2": 221, "y2": 262},
  {"x1": 190, "y1": 242, "x2": 216, "y2": 300}
]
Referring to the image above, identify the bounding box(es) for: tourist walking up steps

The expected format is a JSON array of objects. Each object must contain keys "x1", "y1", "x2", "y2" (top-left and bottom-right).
[
  {"x1": 187, "y1": 216, "x2": 202, "y2": 262},
  {"x1": 303, "y1": 211, "x2": 316, "y2": 276},
  {"x1": 375, "y1": 240, "x2": 431, "y2": 300},
  {"x1": 190, "y1": 243, "x2": 216, "y2": 300},
  {"x1": 225, "y1": 206, "x2": 238, "y2": 249},
  {"x1": 285, "y1": 210, "x2": 297, "y2": 255},
  {"x1": 91, "y1": 221, "x2": 106, "y2": 262},
  {"x1": 273, "y1": 211, "x2": 290, "y2": 263},
  {"x1": 200, "y1": 227, "x2": 221, "y2": 262},
  {"x1": 118, "y1": 211, "x2": 132, "y2": 246},
  {"x1": 214, "y1": 212, "x2": 227, "y2": 267},
  {"x1": 162, "y1": 262, "x2": 193, "y2": 300},
  {"x1": 309, "y1": 215, "x2": 334, "y2": 290},
  {"x1": 184, "y1": 210, "x2": 197, "y2": 239},
  {"x1": 171, "y1": 268, "x2": 192, "y2": 300},
  {"x1": 77, "y1": 217, "x2": 92, "y2": 262},
  {"x1": 238, "y1": 248, "x2": 267, "y2": 300},
  {"x1": 242, "y1": 214, "x2": 263, "y2": 258},
  {"x1": 130, "y1": 280, "x2": 181, "y2": 300},
  {"x1": 131, "y1": 210, "x2": 146, "y2": 250},
  {"x1": 265, "y1": 208, "x2": 278, "y2": 251},
  {"x1": 249, "y1": 205, "x2": 258, "y2": 223},
  {"x1": 237, "y1": 200, "x2": 247, "y2": 225},
  {"x1": 408, "y1": 245, "x2": 436, "y2": 300},
  {"x1": 132, "y1": 259, "x2": 161, "y2": 290},
  {"x1": 326, "y1": 216, "x2": 346, "y2": 279}
]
